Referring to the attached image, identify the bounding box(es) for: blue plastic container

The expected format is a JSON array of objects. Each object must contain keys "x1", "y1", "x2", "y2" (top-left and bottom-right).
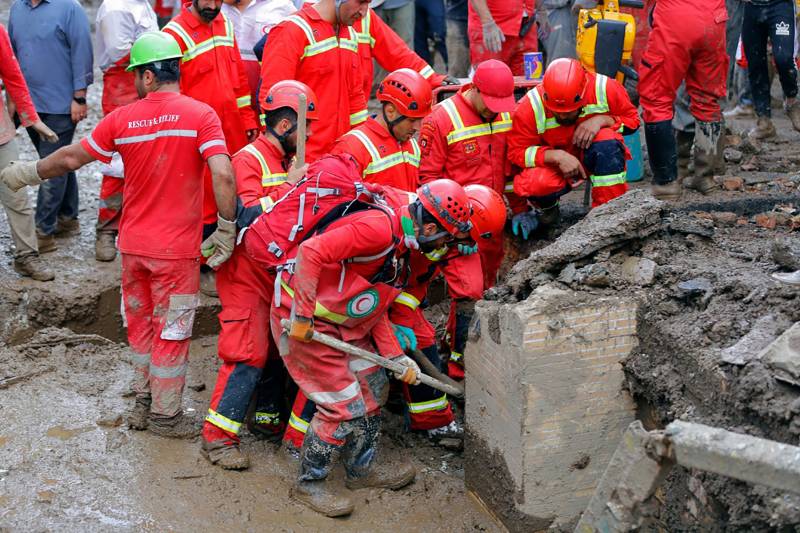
[{"x1": 623, "y1": 130, "x2": 644, "y2": 182}]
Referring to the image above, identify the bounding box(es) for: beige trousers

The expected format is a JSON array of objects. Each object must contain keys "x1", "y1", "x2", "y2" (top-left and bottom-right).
[{"x1": 0, "y1": 138, "x2": 37, "y2": 258}]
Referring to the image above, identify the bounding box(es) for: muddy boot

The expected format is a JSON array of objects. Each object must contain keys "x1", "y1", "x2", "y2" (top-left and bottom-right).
[
  {"x1": 283, "y1": 441, "x2": 302, "y2": 461},
  {"x1": 201, "y1": 438, "x2": 249, "y2": 470},
  {"x1": 95, "y1": 231, "x2": 117, "y2": 262},
  {"x1": 749, "y1": 116, "x2": 777, "y2": 140},
  {"x1": 786, "y1": 100, "x2": 800, "y2": 133},
  {"x1": 200, "y1": 269, "x2": 218, "y2": 298},
  {"x1": 686, "y1": 121, "x2": 721, "y2": 195},
  {"x1": 675, "y1": 129, "x2": 694, "y2": 184},
  {"x1": 127, "y1": 395, "x2": 152, "y2": 430},
  {"x1": 427, "y1": 420, "x2": 464, "y2": 441},
  {"x1": 55, "y1": 216, "x2": 80, "y2": 237},
  {"x1": 36, "y1": 232, "x2": 57, "y2": 254},
  {"x1": 344, "y1": 416, "x2": 416, "y2": 491},
  {"x1": 13, "y1": 254, "x2": 54, "y2": 281},
  {"x1": 148, "y1": 412, "x2": 200, "y2": 439},
  {"x1": 645, "y1": 120, "x2": 681, "y2": 201},
  {"x1": 723, "y1": 104, "x2": 755, "y2": 119},
  {"x1": 291, "y1": 425, "x2": 353, "y2": 517}
]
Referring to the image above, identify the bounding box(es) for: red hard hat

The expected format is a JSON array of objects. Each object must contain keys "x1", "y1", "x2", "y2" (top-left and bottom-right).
[
  {"x1": 263, "y1": 80, "x2": 319, "y2": 120},
  {"x1": 377, "y1": 68, "x2": 432, "y2": 118},
  {"x1": 416, "y1": 179, "x2": 472, "y2": 235},
  {"x1": 542, "y1": 58, "x2": 587, "y2": 113},
  {"x1": 464, "y1": 184, "x2": 506, "y2": 241}
]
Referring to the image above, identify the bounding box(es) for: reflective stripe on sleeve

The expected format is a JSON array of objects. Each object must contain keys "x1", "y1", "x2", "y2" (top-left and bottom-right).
[
  {"x1": 524, "y1": 145, "x2": 539, "y2": 168},
  {"x1": 350, "y1": 109, "x2": 368, "y2": 126},
  {"x1": 419, "y1": 64, "x2": 434, "y2": 79},
  {"x1": 236, "y1": 95, "x2": 251, "y2": 108},
  {"x1": 199, "y1": 139, "x2": 226, "y2": 154},
  {"x1": 87, "y1": 134, "x2": 114, "y2": 158},
  {"x1": 394, "y1": 291, "x2": 420, "y2": 311}
]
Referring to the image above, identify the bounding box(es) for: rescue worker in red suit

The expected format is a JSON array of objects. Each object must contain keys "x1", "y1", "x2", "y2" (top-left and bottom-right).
[
  {"x1": 507, "y1": 58, "x2": 639, "y2": 236},
  {"x1": 258, "y1": 0, "x2": 369, "y2": 162},
  {"x1": 93, "y1": 0, "x2": 158, "y2": 261},
  {"x1": 468, "y1": 0, "x2": 536, "y2": 75},
  {"x1": 331, "y1": 69, "x2": 432, "y2": 192},
  {"x1": 639, "y1": 0, "x2": 728, "y2": 201},
  {"x1": 274, "y1": 177, "x2": 472, "y2": 516},
  {"x1": 0, "y1": 32, "x2": 238, "y2": 438},
  {"x1": 353, "y1": 7, "x2": 450, "y2": 100},
  {"x1": 200, "y1": 81, "x2": 317, "y2": 470},
  {"x1": 163, "y1": 0, "x2": 259, "y2": 295},
  {"x1": 280, "y1": 184, "x2": 505, "y2": 451},
  {"x1": 418, "y1": 59, "x2": 515, "y2": 378}
]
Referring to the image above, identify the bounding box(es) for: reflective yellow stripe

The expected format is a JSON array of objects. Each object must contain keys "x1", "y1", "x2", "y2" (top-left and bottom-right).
[
  {"x1": 280, "y1": 281, "x2": 349, "y2": 324},
  {"x1": 288, "y1": 412, "x2": 309, "y2": 434},
  {"x1": 348, "y1": 130, "x2": 420, "y2": 175},
  {"x1": 350, "y1": 109, "x2": 368, "y2": 126},
  {"x1": 357, "y1": 9, "x2": 372, "y2": 44},
  {"x1": 205, "y1": 408, "x2": 242, "y2": 434},
  {"x1": 163, "y1": 21, "x2": 195, "y2": 48},
  {"x1": 424, "y1": 246, "x2": 448, "y2": 261},
  {"x1": 419, "y1": 64, "x2": 435, "y2": 79},
  {"x1": 442, "y1": 99, "x2": 512, "y2": 144},
  {"x1": 591, "y1": 171, "x2": 627, "y2": 187},
  {"x1": 259, "y1": 196, "x2": 274, "y2": 212},
  {"x1": 289, "y1": 16, "x2": 359, "y2": 57},
  {"x1": 504, "y1": 180, "x2": 514, "y2": 194},
  {"x1": 407, "y1": 394, "x2": 448, "y2": 414},
  {"x1": 524, "y1": 145, "x2": 539, "y2": 168},
  {"x1": 254, "y1": 411, "x2": 280, "y2": 425},
  {"x1": 237, "y1": 95, "x2": 251, "y2": 108},
  {"x1": 240, "y1": 144, "x2": 287, "y2": 188},
  {"x1": 526, "y1": 89, "x2": 547, "y2": 134},
  {"x1": 286, "y1": 15, "x2": 315, "y2": 43},
  {"x1": 450, "y1": 351, "x2": 463, "y2": 361},
  {"x1": 581, "y1": 74, "x2": 610, "y2": 116},
  {"x1": 394, "y1": 291, "x2": 420, "y2": 310},
  {"x1": 165, "y1": 16, "x2": 235, "y2": 63}
]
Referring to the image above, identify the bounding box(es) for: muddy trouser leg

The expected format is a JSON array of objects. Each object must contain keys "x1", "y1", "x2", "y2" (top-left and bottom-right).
[
  {"x1": 147, "y1": 256, "x2": 200, "y2": 418},
  {"x1": 121, "y1": 253, "x2": 155, "y2": 401},
  {"x1": 440, "y1": 253, "x2": 483, "y2": 374},
  {"x1": 404, "y1": 343, "x2": 454, "y2": 431},
  {"x1": 96, "y1": 175, "x2": 123, "y2": 234},
  {"x1": 341, "y1": 415, "x2": 382, "y2": 479},
  {"x1": 0, "y1": 138, "x2": 37, "y2": 258},
  {"x1": 284, "y1": 391, "x2": 318, "y2": 449},
  {"x1": 299, "y1": 422, "x2": 342, "y2": 481},
  {"x1": 251, "y1": 354, "x2": 287, "y2": 433}
]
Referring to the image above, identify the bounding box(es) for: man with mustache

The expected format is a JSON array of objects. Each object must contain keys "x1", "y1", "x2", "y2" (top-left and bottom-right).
[
  {"x1": 163, "y1": 0, "x2": 259, "y2": 296},
  {"x1": 508, "y1": 58, "x2": 639, "y2": 229},
  {"x1": 330, "y1": 69, "x2": 432, "y2": 192}
]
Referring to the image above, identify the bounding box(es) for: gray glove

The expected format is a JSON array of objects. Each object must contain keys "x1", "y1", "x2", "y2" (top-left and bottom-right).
[
  {"x1": 1, "y1": 160, "x2": 42, "y2": 192},
  {"x1": 481, "y1": 19, "x2": 505, "y2": 54},
  {"x1": 201, "y1": 215, "x2": 237, "y2": 268},
  {"x1": 393, "y1": 355, "x2": 421, "y2": 385}
]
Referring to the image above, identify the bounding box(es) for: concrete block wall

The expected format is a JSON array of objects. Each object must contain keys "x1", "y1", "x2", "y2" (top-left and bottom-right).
[{"x1": 465, "y1": 285, "x2": 637, "y2": 532}]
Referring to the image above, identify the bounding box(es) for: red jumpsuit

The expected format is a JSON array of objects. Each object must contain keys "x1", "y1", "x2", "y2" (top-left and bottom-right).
[
  {"x1": 80, "y1": 92, "x2": 228, "y2": 418},
  {"x1": 418, "y1": 88, "x2": 511, "y2": 372},
  {"x1": 268, "y1": 208, "x2": 405, "y2": 447},
  {"x1": 467, "y1": 0, "x2": 536, "y2": 75},
  {"x1": 330, "y1": 117, "x2": 421, "y2": 192},
  {"x1": 638, "y1": 0, "x2": 728, "y2": 123},
  {"x1": 163, "y1": 6, "x2": 258, "y2": 224},
  {"x1": 259, "y1": 3, "x2": 367, "y2": 162},
  {"x1": 202, "y1": 137, "x2": 290, "y2": 445},
  {"x1": 354, "y1": 8, "x2": 445, "y2": 99},
  {"x1": 508, "y1": 73, "x2": 640, "y2": 208}
]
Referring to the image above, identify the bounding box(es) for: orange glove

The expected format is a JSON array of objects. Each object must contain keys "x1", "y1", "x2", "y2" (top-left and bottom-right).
[
  {"x1": 289, "y1": 315, "x2": 314, "y2": 343},
  {"x1": 393, "y1": 355, "x2": 421, "y2": 385}
]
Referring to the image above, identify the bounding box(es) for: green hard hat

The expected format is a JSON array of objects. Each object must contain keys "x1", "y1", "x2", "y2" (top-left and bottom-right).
[{"x1": 126, "y1": 32, "x2": 183, "y2": 71}]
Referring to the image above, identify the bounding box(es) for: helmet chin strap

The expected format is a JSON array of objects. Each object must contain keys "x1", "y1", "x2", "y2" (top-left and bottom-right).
[
  {"x1": 411, "y1": 201, "x2": 450, "y2": 244},
  {"x1": 267, "y1": 120, "x2": 297, "y2": 155},
  {"x1": 382, "y1": 106, "x2": 407, "y2": 139}
]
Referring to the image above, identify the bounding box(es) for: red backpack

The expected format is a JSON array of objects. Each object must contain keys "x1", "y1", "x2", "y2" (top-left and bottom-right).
[{"x1": 243, "y1": 154, "x2": 397, "y2": 272}]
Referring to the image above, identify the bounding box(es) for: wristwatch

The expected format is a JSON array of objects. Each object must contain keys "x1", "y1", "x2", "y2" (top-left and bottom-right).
[{"x1": 73, "y1": 96, "x2": 87, "y2": 105}]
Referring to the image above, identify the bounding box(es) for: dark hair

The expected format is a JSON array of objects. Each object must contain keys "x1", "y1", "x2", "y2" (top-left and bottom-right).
[
  {"x1": 265, "y1": 107, "x2": 298, "y2": 129},
  {"x1": 136, "y1": 59, "x2": 180, "y2": 83}
]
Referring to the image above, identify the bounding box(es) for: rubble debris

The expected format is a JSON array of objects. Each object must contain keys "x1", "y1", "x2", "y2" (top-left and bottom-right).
[
  {"x1": 720, "y1": 176, "x2": 744, "y2": 191},
  {"x1": 719, "y1": 315, "x2": 787, "y2": 366},
  {"x1": 741, "y1": 156, "x2": 759, "y2": 172},
  {"x1": 575, "y1": 263, "x2": 610, "y2": 287},
  {"x1": 505, "y1": 190, "x2": 664, "y2": 295},
  {"x1": 711, "y1": 212, "x2": 738, "y2": 226},
  {"x1": 758, "y1": 323, "x2": 800, "y2": 387},
  {"x1": 0, "y1": 366, "x2": 54, "y2": 390},
  {"x1": 667, "y1": 215, "x2": 714, "y2": 238},
  {"x1": 621, "y1": 257, "x2": 657, "y2": 286},
  {"x1": 755, "y1": 213, "x2": 779, "y2": 230},
  {"x1": 723, "y1": 148, "x2": 743, "y2": 164},
  {"x1": 772, "y1": 237, "x2": 800, "y2": 270}
]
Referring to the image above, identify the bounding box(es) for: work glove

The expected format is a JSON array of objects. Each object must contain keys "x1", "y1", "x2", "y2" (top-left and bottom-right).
[
  {"x1": 288, "y1": 315, "x2": 314, "y2": 343},
  {"x1": 457, "y1": 242, "x2": 478, "y2": 256},
  {"x1": 0, "y1": 160, "x2": 42, "y2": 192},
  {"x1": 392, "y1": 323, "x2": 418, "y2": 352},
  {"x1": 200, "y1": 215, "x2": 237, "y2": 268},
  {"x1": 481, "y1": 19, "x2": 505, "y2": 54},
  {"x1": 511, "y1": 211, "x2": 539, "y2": 240},
  {"x1": 393, "y1": 355, "x2": 421, "y2": 385}
]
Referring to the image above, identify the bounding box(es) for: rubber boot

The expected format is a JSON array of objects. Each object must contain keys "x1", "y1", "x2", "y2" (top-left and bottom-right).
[
  {"x1": 675, "y1": 129, "x2": 694, "y2": 183},
  {"x1": 448, "y1": 300, "x2": 474, "y2": 380},
  {"x1": 687, "y1": 121, "x2": 721, "y2": 195},
  {"x1": 749, "y1": 116, "x2": 776, "y2": 140},
  {"x1": 712, "y1": 120, "x2": 726, "y2": 175},
  {"x1": 291, "y1": 424, "x2": 354, "y2": 517},
  {"x1": 148, "y1": 412, "x2": 200, "y2": 439},
  {"x1": 645, "y1": 120, "x2": 681, "y2": 201},
  {"x1": 13, "y1": 254, "x2": 55, "y2": 281},
  {"x1": 95, "y1": 231, "x2": 117, "y2": 262},
  {"x1": 127, "y1": 395, "x2": 151, "y2": 430},
  {"x1": 343, "y1": 416, "x2": 416, "y2": 491},
  {"x1": 201, "y1": 438, "x2": 249, "y2": 470}
]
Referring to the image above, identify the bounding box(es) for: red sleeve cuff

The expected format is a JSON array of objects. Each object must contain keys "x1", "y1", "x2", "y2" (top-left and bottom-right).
[
  {"x1": 199, "y1": 139, "x2": 229, "y2": 160},
  {"x1": 80, "y1": 137, "x2": 113, "y2": 164},
  {"x1": 534, "y1": 146, "x2": 550, "y2": 167}
]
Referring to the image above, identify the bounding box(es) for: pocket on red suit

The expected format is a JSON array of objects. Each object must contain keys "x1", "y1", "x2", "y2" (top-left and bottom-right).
[{"x1": 218, "y1": 307, "x2": 255, "y2": 362}]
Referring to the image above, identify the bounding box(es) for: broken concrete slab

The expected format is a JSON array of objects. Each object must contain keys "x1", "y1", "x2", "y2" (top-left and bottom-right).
[
  {"x1": 505, "y1": 190, "x2": 664, "y2": 295},
  {"x1": 621, "y1": 257, "x2": 657, "y2": 286},
  {"x1": 719, "y1": 315, "x2": 787, "y2": 366},
  {"x1": 758, "y1": 322, "x2": 800, "y2": 386},
  {"x1": 576, "y1": 263, "x2": 610, "y2": 287},
  {"x1": 772, "y1": 237, "x2": 800, "y2": 270},
  {"x1": 668, "y1": 215, "x2": 715, "y2": 238}
]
